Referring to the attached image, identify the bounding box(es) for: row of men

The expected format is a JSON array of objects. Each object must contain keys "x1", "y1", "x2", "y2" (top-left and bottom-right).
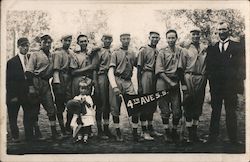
[{"x1": 6, "y1": 21, "x2": 245, "y2": 144}]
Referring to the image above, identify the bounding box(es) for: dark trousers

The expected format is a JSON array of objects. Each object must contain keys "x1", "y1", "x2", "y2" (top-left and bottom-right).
[
  {"x1": 209, "y1": 86, "x2": 238, "y2": 141},
  {"x1": 7, "y1": 101, "x2": 36, "y2": 140},
  {"x1": 95, "y1": 74, "x2": 110, "y2": 122}
]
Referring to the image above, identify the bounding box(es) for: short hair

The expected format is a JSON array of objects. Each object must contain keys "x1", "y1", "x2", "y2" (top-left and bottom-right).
[
  {"x1": 166, "y1": 29, "x2": 178, "y2": 38},
  {"x1": 77, "y1": 34, "x2": 88, "y2": 42},
  {"x1": 40, "y1": 35, "x2": 53, "y2": 42}
]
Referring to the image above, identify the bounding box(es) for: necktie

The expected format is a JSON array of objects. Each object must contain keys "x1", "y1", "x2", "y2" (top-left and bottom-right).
[
  {"x1": 221, "y1": 42, "x2": 225, "y2": 53},
  {"x1": 221, "y1": 40, "x2": 229, "y2": 53},
  {"x1": 24, "y1": 55, "x2": 28, "y2": 67}
]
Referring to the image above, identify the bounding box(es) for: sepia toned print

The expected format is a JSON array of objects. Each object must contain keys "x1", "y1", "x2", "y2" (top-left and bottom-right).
[{"x1": 0, "y1": 1, "x2": 249, "y2": 162}]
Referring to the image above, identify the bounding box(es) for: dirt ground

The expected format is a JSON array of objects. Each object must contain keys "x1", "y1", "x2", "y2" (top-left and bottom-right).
[{"x1": 6, "y1": 93, "x2": 245, "y2": 154}]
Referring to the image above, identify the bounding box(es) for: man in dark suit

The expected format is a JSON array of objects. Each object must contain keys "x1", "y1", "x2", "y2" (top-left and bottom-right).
[
  {"x1": 206, "y1": 21, "x2": 245, "y2": 144},
  {"x1": 6, "y1": 38, "x2": 37, "y2": 142}
]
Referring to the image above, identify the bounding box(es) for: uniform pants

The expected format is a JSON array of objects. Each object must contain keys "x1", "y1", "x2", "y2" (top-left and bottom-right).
[
  {"x1": 109, "y1": 77, "x2": 136, "y2": 117},
  {"x1": 33, "y1": 77, "x2": 56, "y2": 119},
  {"x1": 140, "y1": 71, "x2": 157, "y2": 121},
  {"x1": 95, "y1": 74, "x2": 110, "y2": 121},
  {"x1": 183, "y1": 74, "x2": 207, "y2": 121},
  {"x1": 156, "y1": 78, "x2": 181, "y2": 125},
  {"x1": 52, "y1": 73, "x2": 71, "y2": 113}
]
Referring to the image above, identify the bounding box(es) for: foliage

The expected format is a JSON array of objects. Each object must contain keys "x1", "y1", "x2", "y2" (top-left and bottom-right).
[
  {"x1": 6, "y1": 9, "x2": 245, "y2": 59},
  {"x1": 6, "y1": 10, "x2": 51, "y2": 59},
  {"x1": 156, "y1": 9, "x2": 245, "y2": 45}
]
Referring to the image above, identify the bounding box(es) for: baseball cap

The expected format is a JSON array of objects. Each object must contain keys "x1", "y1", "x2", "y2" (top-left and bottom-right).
[
  {"x1": 120, "y1": 33, "x2": 130, "y2": 37},
  {"x1": 190, "y1": 27, "x2": 201, "y2": 33},
  {"x1": 17, "y1": 37, "x2": 29, "y2": 46},
  {"x1": 61, "y1": 34, "x2": 72, "y2": 41}
]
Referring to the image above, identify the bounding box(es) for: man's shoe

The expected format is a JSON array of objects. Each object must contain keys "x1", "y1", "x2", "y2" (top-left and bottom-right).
[
  {"x1": 132, "y1": 128, "x2": 139, "y2": 142},
  {"x1": 229, "y1": 139, "x2": 244, "y2": 146},
  {"x1": 171, "y1": 129, "x2": 179, "y2": 143},
  {"x1": 98, "y1": 131, "x2": 109, "y2": 140},
  {"x1": 148, "y1": 125, "x2": 163, "y2": 137},
  {"x1": 51, "y1": 127, "x2": 63, "y2": 140},
  {"x1": 11, "y1": 137, "x2": 21, "y2": 143},
  {"x1": 65, "y1": 126, "x2": 73, "y2": 135},
  {"x1": 104, "y1": 127, "x2": 116, "y2": 139},
  {"x1": 204, "y1": 136, "x2": 217, "y2": 144},
  {"x1": 115, "y1": 134, "x2": 124, "y2": 142},
  {"x1": 34, "y1": 127, "x2": 45, "y2": 140},
  {"x1": 143, "y1": 132, "x2": 154, "y2": 141},
  {"x1": 163, "y1": 129, "x2": 172, "y2": 143},
  {"x1": 115, "y1": 128, "x2": 123, "y2": 142},
  {"x1": 149, "y1": 131, "x2": 163, "y2": 137}
]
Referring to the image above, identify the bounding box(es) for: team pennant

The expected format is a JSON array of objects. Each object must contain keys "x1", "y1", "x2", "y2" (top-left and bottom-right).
[{"x1": 123, "y1": 90, "x2": 169, "y2": 116}]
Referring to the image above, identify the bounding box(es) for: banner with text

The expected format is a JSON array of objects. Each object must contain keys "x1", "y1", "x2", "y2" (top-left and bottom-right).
[{"x1": 123, "y1": 90, "x2": 169, "y2": 116}]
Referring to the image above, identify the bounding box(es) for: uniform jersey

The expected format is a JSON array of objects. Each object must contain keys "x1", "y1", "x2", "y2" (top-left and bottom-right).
[
  {"x1": 179, "y1": 43, "x2": 207, "y2": 94},
  {"x1": 109, "y1": 47, "x2": 137, "y2": 80},
  {"x1": 137, "y1": 45, "x2": 158, "y2": 72},
  {"x1": 70, "y1": 50, "x2": 93, "y2": 97},
  {"x1": 53, "y1": 48, "x2": 72, "y2": 72},
  {"x1": 179, "y1": 43, "x2": 207, "y2": 75},
  {"x1": 69, "y1": 50, "x2": 91, "y2": 71},
  {"x1": 97, "y1": 47, "x2": 111, "y2": 74},
  {"x1": 155, "y1": 45, "x2": 184, "y2": 78},
  {"x1": 26, "y1": 50, "x2": 54, "y2": 79}
]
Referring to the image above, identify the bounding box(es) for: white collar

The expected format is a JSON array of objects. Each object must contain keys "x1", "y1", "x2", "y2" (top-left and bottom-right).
[{"x1": 18, "y1": 52, "x2": 24, "y2": 57}]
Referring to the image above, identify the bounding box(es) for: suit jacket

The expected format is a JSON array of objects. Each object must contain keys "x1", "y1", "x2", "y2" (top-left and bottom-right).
[
  {"x1": 6, "y1": 55, "x2": 29, "y2": 103},
  {"x1": 206, "y1": 39, "x2": 245, "y2": 93}
]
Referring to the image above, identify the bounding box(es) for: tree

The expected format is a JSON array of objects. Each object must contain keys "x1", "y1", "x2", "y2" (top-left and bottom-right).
[
  {"x1": 6, "y1": 11, "x2": 51, "y2": 59},
  {"x1": 156, "y1": 9, "x2": 245, "y2": 45}
]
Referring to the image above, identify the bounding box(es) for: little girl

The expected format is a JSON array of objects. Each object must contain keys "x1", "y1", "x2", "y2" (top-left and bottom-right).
[{"x1": 66, "y1": 77, "x2": 95, "y2": 143}]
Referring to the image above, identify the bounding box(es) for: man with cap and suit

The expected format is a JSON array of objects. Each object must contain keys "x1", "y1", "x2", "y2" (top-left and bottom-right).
[
  {"x1": 108, "y1": 33, "x2": 139, "y2": 142},
  {"x1": 52, "y1": 35, "x2": 73, "y2": 136},
  {"x1": 155, "y1": 29, "x2": 185, "y2": 143},
  {"x1": 137, "y1": 31, "x2": 162, "y2": 141},
  {"x1": 93, "y1": 34, "x2": 114, "y2": 139},
  {"x1": 25, "y1": 34, "x2": 61, "y2": 140},
  {"x1": 206, "y1": 21, "x2": 245, "y2": 145},
  {"x1": 6, "y1": 37, "x2": 38, "y2": 142},
  {"x1": 178, "y1": 27, "x2": 207, "y2": 143}
]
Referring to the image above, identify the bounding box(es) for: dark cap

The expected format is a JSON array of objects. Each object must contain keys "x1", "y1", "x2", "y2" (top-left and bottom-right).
[
  {"x1": 120, "y1": 33, "x2": 130, "y2": 37},
  {"x1": 17, "y1": 37, "x2": 29, "y2": 46},
  {"x1": 40, "y1": 34, "x2": 53, "y2": 42},
  {"x1": 149, "y1": 31, "x2": 160, "y2": 35},
  {"x1": 102, "y1": 34, "x2": 113, "y2": 38}
]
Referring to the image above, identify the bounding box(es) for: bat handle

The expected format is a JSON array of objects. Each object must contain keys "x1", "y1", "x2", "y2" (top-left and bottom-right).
[{"x1": 119, "y1": 94, "x2": 124, "y2": 102}]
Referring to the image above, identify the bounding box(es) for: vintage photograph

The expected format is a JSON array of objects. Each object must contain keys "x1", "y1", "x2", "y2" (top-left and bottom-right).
[{"x1": 0, "y1": 0, "x2": 249, "y2": 162}]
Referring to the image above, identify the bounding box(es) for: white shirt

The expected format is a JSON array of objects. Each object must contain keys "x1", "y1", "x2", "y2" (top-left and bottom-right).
[
  {"x1": 18, "y1": 53, "x2": 28, "y2": 72},
  {"x1": 219, "y1": 38, "x2": 229, "y2": 53}
]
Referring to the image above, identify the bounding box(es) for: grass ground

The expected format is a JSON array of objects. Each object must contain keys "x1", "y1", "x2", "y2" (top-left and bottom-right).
[
  {"x1": 6, "y1": 93, "x2": 245, "y2": 154},
  {"x1": 6, "y1": 70, "x2": 246, "y2": 154}
]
